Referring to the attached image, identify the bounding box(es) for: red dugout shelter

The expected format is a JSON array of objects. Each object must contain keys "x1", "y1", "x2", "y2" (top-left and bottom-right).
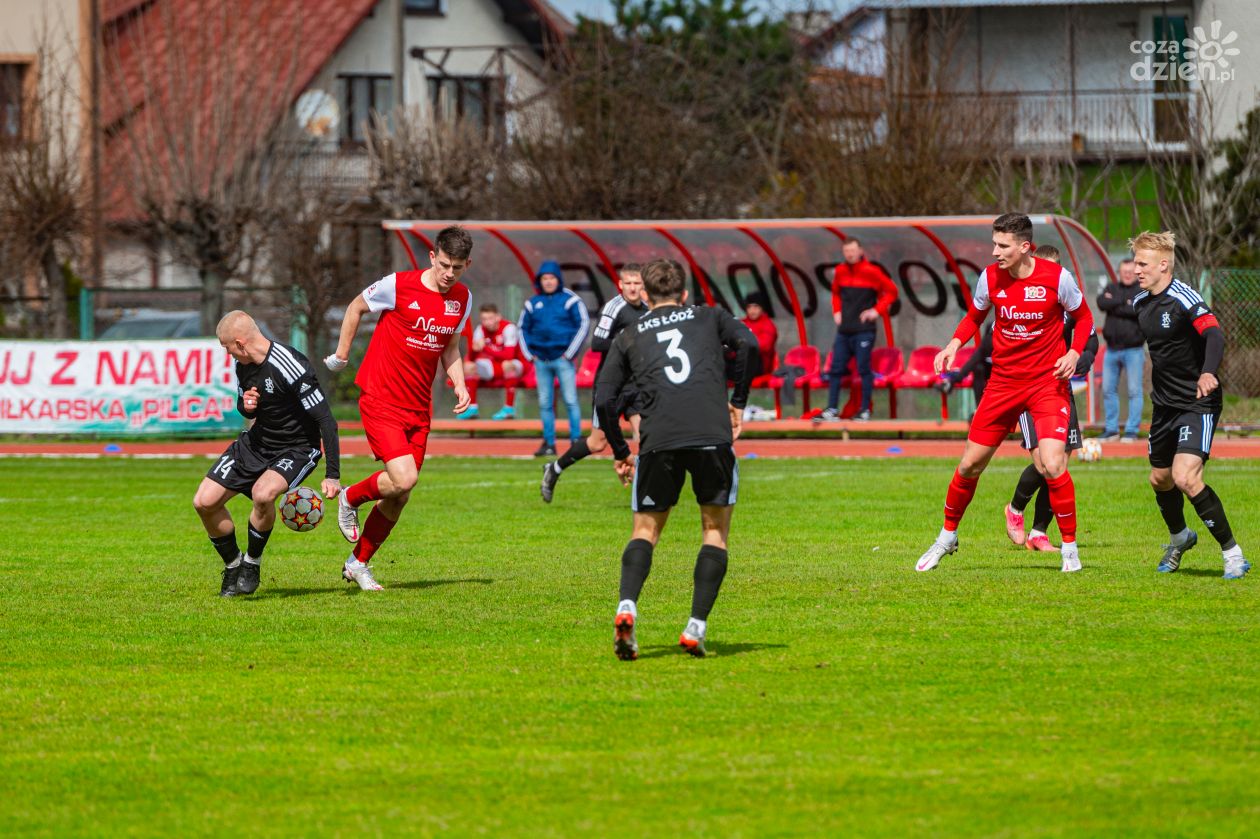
[{"x1": 382, "y1": 216, "x2": 1116, "y2": 422}]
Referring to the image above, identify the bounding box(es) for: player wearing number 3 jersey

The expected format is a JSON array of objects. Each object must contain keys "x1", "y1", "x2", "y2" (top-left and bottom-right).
[
  {"x1": 595, "y1": 258, "x2": 759, "y2": 660},
  {"x1": 915, "y1": 213, "x2": 1095, "y2": 574}
]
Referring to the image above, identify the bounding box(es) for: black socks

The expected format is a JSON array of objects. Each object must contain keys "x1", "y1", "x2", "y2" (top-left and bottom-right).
[
  {"x1": 691, "y1": 545, "x2": 729, "y2": 621},
  {"x1": 619, "y1": 539, "x2": 654, "y2": 602}
]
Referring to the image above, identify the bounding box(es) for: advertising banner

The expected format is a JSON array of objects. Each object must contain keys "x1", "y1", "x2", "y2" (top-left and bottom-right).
[{"x1": 0, "y1": 340, "x2": 239, "y2": 435}]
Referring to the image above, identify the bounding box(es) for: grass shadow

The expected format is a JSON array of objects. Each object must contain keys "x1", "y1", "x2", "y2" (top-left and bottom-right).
[
  {"x1": 252, "y1": 578, "x2": 495, "y2": 599},
  {"x1": 636, "y1": 641, "x2": 787, "y2": 660},
  {"x1": 1172, "y1": 567, "x2": 1228, "y2": 578},
  {"x1": 390, "y1": 577, "x2": 496, "y2": 590}
]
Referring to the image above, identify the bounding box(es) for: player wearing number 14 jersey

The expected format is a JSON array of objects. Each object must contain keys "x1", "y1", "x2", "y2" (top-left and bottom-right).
[
  {"x1": 595, "y1": 259, "x2": 758, "y2": 659},
  {"x1": 916, "y1": 213, "x2": 1094, "y2": 574},
  {"x1": 324, "y1": 226, "x2": 474, "y2": 590}
]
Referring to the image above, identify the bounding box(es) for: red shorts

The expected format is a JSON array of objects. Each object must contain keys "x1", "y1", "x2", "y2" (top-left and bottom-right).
[
  {"x1": 968, "y1": 375, "x2": 1071, "y2": 448},
  {"x1": 360, "y1": 392, "x2": 431, "y2": 467}
]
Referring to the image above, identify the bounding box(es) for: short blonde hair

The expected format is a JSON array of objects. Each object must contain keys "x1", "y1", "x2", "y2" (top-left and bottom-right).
[
  {"x1": 1128, "y1": 231, "x2": 1177, "y2": 266},
  {"x1": 216, "y1": 310, "x2": 258, "y2": 342}
]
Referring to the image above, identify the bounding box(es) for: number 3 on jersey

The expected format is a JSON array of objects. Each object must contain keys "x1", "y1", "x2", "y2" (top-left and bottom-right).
[{"x1": 657, "y1": 328, "x2": 691, "y2": 384}]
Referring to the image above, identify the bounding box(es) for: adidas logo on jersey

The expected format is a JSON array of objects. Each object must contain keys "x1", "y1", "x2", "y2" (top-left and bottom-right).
[
  {"x1": 409, "y1": 301, "x2": 422, "y2": 310},
  {"x1": 300, "y1": 382, "x2": 311, "y2": 393},
  {"x1": 642, "y1": 495, "x2": 655, "y2": 506},
  {"x1": 995, "y1": 289, "x2": 1007, "y2": 299}
]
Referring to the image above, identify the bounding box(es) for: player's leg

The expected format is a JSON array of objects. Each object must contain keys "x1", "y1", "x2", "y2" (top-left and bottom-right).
[
  {"x1": 193, "y1": 477, "x2": 245, "y2": 596},
  {"x1": 1170, "y1": 414, "x2": 1246, "y2": 578},
  {"x1": 342, "y1": 453, "x2": 419, "y2": 590},
  {"x1": 1006, "y1": 412, "x2": 1039, "y2": 546},
  {"x1": 339, "y1": 396, "x2": 412, "y2": 544},
  {"x1": 613, "y1": 451, "x2": 684, "y2": 660},
  {"x1": 1146, "y1": 405, "x2": 1196, "y2": 572},
  {"x1": 1035, "y1": 434, "x2": 1079, "y2": 571},
  {"x1": 492, "y1": 360, "x2": 522, "y2": 419},
  {"x1": 233, "y1": 469, "x2": 289, "y2": 595},
  {"x1": 916, "y1": 439, "x2": 1001, "y2": 571},
  {"x1": 460, "y1": 360, "x2": 482, "y2": 420},
  {"x1": 679, "y1": 447, "x2": 739, "y2": 656}
]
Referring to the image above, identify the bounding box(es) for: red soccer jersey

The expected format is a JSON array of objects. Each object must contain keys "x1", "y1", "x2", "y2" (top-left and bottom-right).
[
  {"x1": 953, "y1": 257, "x2": 1092, "y2": 381},
  {"x1": 472, "y1": 320, "x2": 521, "y2": 363},
  {"x1": 355, "y1": 271, "x2": 472, "y2": 413}
]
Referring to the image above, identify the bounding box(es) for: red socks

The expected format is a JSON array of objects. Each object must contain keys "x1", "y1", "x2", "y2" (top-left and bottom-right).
[
  {"x1": 352, "y1": 506, "x2": 398, "y2": 564},
  {"x1": 1045, "y1": 471, "x2": 1077, "y2": 542},
  {"x1": 345, "y1": 471, "x2": 384, "y2": 508},
  {"x1": 466, "y1": 379, "x2": 478, "y2": 406},
  {"x1": 505, "y1": 386, "x2": 516, "y2": 408},
  {"x1": 943, "y1": 469, "x2": 979, "y2": 532}
]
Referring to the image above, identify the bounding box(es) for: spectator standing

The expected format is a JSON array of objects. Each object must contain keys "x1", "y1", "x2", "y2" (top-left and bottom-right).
[
  {"x1": 1096, "y1": 258, "x2": 1145, "y2": 441},
  {"x1": 519, "y1": 260, "x2": 590, "y2": 457},
  {"x1": 818, "y1": 238, "x2": 899, "y2": 421}
]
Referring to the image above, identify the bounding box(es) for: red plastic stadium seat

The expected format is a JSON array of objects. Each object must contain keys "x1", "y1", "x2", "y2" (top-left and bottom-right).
[
  {"x1": 893, "y1": 345, "x2": 941, "y2": 389},
  {"x1": 768, "y1": 345, "x2": 822, "y2": 416},
  {"x1": 951, "y1": 346, "x2": 976, "y2": 387}
]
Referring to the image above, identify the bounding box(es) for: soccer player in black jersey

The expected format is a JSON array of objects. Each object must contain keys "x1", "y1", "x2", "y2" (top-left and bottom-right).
[
  {"x1": 540, "y1": 264, "x2": 648, "y2": 503},
  {"x1": 1130, "y1": 231, "x2": 1248, "y2": 579},
  {"x1": 595, "y1": 259, "x2": 758, "y2": 659},
  {"x1": 193, "y1": 311, "x2": 342, "y2": 596}
]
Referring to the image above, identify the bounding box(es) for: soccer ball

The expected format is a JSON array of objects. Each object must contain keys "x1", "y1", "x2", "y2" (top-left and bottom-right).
[
  {"x1": 1076, "y1": 439, "x2": 1103, "y2": 463},
  {"x1": 280, "y1": 486, "x2": 324, "y2": 532}
]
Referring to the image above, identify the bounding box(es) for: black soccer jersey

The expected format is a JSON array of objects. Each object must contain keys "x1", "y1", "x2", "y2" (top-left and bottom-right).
[
  {"x1": 234, "y1": 342, "x2": 341, "y2": 478},
  {"x1": 591, "y1": 294, "x2": 649, "y2": 371},
  {"x1": 595, "y1": 304, "x2": 758, "y2": 458},
  {"x1": 1134, "y1": 278, "x2": 1222, "y2": 413}
]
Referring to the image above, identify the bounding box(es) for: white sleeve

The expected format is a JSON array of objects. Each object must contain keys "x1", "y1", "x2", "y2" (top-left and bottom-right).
[
  {"x1": 455, "y1": 289, "x2": 472, "y2": 335},
  {"x1": 1057, "y1": 268, "x2": 1083, "y2": 312},
  {"x1": 471, "y1": 325, "x2": 485, "y2": 345},
  {"x1": 971, "y1": 268, "x2": 991, "y2": 311},
  {"x1": 501, "y1": 322, "x2": 519, "y2": 348},
  {"x1": 362, "y1": 273, "x2": 397, "y2": 313}
]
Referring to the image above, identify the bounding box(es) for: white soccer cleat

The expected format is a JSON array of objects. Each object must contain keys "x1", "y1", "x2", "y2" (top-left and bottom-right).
[
  {"x1": 342, "y1": 558, "x2": 383, "y2": 590},
  {"x1": 1061, "y1": 544, "x2": 1082, "y2": 573},
  {"x1": 915, "y1": 537, "x2": 957, "y2": 572},
  {"x1": 337, "y1": 492, "x2": 360, "y2": 543},
  {"x1": 679, "y1": 618, "x2": 707, "y2": 657}
]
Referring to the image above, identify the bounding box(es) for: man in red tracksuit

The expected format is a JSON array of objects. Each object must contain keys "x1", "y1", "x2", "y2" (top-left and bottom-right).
[{"x1": 819, "y1": 238, "x2": 899, "y2": 421}]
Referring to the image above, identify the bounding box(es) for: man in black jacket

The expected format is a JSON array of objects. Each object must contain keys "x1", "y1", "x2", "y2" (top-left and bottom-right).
[{"x1": 1096, "y1": 258, "x2": 1145, "y2": 440}]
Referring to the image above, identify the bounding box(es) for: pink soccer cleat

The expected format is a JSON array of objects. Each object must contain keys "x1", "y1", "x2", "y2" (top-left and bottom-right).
[
  {"x1": 1004, "y1": 504, "x2": 1026, "y2": 546},
  {"x1": 1026, "y1": 533, "x2": 1056, "y2": 552}
]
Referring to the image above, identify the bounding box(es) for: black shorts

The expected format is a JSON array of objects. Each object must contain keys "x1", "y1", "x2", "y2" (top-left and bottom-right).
[
  {"x1": 592, "y1": 390, "x2": 640, "y2": 430},
  {"x1": 1018, "y1": 395, "x2": 1082, "y2": 451},
  {"x1": 205, "y1": 433, "x2": 322, "y2": 498},
  {"x1": 632, "y1": 446, "x2": 738, "y2": 513},
  {"x1": 1148, "y1": 405, "x2": 1220, "y2": 468}
]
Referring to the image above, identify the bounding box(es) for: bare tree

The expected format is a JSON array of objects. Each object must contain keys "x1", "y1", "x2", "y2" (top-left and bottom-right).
[
  {"x1": 365, "y1": 108, "x2": 502, "y2": 220},
  {"x1": 100, "y1": 0, "x2": 310, "y2": 334},
  {"x1": 0, "y1": 24, "x2": 85, "y2": 339}
]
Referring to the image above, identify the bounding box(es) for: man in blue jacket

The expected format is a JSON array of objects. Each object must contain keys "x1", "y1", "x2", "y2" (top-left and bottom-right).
[{"x1": 519, "y1": 260, "x2": 590, "y2": 456}]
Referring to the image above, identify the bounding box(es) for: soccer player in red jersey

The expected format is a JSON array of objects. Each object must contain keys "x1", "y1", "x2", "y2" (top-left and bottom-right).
[
  {"x1": 462, "y1": 303, "x2": 524, "y2": 420},
  {"x1": 324, "y1": 226, "x2": 474, "y2": 590},
  {"x1": 916, "y1": 213, "x2": 1094, "y2": 573}
]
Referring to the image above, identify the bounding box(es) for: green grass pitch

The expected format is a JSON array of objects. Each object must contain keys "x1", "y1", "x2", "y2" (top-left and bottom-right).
[{"x1": 1, "y1": 454, "x2": 1257, "y2": 836}]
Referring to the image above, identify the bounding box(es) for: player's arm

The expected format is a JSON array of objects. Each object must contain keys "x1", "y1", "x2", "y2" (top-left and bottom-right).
[
  {"x1": 444, "y1": 300, "x2": 473, "y2": 413},
  {"x1": 1074, "y1": 328, "x2": 1100, "y2": 375},
  {"x1": 719, "y1": 312, "x2": 759, "y2": 438},
  {"x1": 327, "y1": 275, "x2": 397, "y2": 370},
  {"x1": 595, "y1": 337, "x2": 633, "y2": 473},
  {"x1": 516, "y1": 305, "x2": 534, "y2": 362},
  {"x1": 937, "y1": 272, "x2": 990, "y2": 373},
  {"x1": 292, "y1": 371, "x2": 341, "y2": 496},
  {"x1": 862, "y1": 266, "x2": 898, "y2": 323},
  {"x1": 590, "y1": 298, "x2": 622, "y2": 354},
  {"x1": 1192, "y1": 305, "x2": 1225, "y2": 398},
  {"x1": 1055, "y1": 269, "x2": 1093, "y2": 379}
]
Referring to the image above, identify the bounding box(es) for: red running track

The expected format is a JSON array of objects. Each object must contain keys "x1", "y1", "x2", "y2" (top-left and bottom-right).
[{"x1": 2, "y1": 436, "x2": 1259, "y2": 459}]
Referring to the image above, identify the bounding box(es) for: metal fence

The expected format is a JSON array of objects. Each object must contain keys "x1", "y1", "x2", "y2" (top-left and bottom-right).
[{"x1": 1205, "y1": 269, "x2": 1260, "y2": 421}]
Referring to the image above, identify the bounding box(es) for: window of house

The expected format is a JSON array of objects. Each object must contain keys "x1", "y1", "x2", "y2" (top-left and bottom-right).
[
  {"x1": 337, "y1": 74, "x2": 393, "y2": 145},
  {"x1": 404, "y1": 0, "x2": 444, "y2": 16},
  {"x1": 1, "y1": 62, "x2": 29, "y2": 144},
  {"x1": 426, "y1": 75, "x2": 506, "y2": 141}
]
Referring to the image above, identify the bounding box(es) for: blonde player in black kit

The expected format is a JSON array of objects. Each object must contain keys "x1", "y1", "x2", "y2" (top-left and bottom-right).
[
  {"x1": 1131, "y1": 231, "x2": 1248, "y2": 579},
  {"x1": 595, "y1": 259, "x2": 759, "y2": 660}
]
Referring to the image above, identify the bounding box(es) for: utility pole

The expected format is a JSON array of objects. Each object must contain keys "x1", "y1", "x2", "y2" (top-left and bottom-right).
[{"x1": 393, "y1": 0, "x2": 406, "y2": 111}]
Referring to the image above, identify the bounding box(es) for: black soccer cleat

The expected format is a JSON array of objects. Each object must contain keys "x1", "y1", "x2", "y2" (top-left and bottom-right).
[
  {"x1": 235, "y1": 560, "x2": 261, "y2": 595},
  {"x1": 219, "y1": 559, "x2": 243, "y2": 597},
  {"x1": 540, "y1": 462, "x2": 559, "y2": 503}
]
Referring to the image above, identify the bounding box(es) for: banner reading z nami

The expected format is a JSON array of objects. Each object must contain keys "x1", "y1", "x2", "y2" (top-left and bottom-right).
[{"x1": 0, "y1": 340, "x2": 240, "y2": 435}]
